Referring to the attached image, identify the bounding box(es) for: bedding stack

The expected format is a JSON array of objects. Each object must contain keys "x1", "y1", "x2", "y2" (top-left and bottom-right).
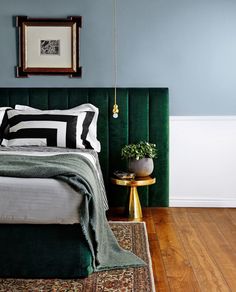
[{"x1": 0, "y1": 105, "x2": 145, "y2": 278}]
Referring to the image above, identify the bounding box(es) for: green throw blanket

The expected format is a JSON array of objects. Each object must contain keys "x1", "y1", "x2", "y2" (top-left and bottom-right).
[{"x1": 0, "y1": 153, "x2": 145, "y2": 271}]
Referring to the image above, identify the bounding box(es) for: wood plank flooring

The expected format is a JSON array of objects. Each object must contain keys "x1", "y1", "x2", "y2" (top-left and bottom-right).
[{"x1": 108, "y1": 208, "x2": 236, "y2": 292}]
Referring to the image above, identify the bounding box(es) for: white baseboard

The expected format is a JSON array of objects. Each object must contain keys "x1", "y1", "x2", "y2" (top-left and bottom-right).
[
  {"x1": 170, "y1": 116, "x2": 236, "y2": 208},
  {"x1": 170, "y1": 198, "x2": 236, "y2": 207}
]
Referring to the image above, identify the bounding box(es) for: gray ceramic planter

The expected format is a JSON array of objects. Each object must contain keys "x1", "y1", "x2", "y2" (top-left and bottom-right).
[{"x1": 128, "y1": 158, "x2": 154, "y2": 177}]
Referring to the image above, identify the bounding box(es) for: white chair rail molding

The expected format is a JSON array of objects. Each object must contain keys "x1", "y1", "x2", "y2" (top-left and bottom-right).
[{"x1": 170, "y1": 116, "x2": 236, "y2": 207}]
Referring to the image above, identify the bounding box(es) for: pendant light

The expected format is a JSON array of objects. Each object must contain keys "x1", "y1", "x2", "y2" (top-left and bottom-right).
[{"x1": 112, "y1": 0, "x2": 119, "y2": 118}]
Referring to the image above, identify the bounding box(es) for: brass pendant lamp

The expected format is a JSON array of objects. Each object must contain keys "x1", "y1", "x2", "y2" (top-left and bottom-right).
[{"x1": 112, "y1": 0, "x2": 119, "y2": 118}]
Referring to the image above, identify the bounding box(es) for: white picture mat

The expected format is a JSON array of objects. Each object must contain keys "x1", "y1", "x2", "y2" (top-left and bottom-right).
[{"x1": 25, "y1": 26, "x2": 72, "y2": 68}]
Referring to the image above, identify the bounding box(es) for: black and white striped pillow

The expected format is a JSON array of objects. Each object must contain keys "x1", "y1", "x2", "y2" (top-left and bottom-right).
[
  {"x1": 1, "y1": 106, "x2": 100, "y2": 151},
  {"x1": 0, "y1": 107, "x2": 12, "y2": 144}
]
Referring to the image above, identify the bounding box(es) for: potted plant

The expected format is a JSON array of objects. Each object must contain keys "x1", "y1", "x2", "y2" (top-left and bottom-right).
[{"x1": 121, "y1": 141, "x2": 157, "y2": 177}]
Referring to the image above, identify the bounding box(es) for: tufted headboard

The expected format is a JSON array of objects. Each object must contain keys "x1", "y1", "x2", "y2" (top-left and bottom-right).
[{"x1": 0, "y1": 88, "x2": 169, "y2": 207}]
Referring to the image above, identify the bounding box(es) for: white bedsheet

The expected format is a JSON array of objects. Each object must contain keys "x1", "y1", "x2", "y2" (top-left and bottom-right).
[
  {"x1": 0, "y1": 177, "x2": 82, "y2": 224},
  {"x1": 0, "y1": 149, "x2": 100, "y2": 224}
]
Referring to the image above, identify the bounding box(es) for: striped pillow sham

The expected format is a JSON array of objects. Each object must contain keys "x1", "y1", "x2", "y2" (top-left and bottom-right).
[
  {"x1": 1, "y1": 105, "x2": 101, "y2": 152},
  {"x1": 0, "y1": 107, "x2": 12, "y2": 144}
]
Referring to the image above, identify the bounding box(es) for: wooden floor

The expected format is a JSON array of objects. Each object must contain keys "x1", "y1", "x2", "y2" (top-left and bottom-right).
[{"x1": 108, "y1": 207, "x2": 236, "y2": 292}]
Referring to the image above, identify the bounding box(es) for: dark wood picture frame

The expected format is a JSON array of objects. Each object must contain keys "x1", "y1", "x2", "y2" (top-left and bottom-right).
[{"x1": 16, "y1": 16, "x2": 82, "y2": 78}]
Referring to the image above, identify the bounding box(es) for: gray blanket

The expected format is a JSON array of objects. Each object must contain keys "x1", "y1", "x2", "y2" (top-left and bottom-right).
[{"x1": 0, "y1": 153, "x2": 145, "y2": 271}]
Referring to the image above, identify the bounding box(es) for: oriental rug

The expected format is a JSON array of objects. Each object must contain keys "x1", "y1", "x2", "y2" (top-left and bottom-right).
[{"x1": 0, "y1": 222, "x2": 155, "y2": 292}]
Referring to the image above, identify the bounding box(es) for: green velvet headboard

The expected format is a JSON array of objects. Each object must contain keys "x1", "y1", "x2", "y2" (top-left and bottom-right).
[{"x1": 0, "y1": 88, "x2": 169, "y2": 207}]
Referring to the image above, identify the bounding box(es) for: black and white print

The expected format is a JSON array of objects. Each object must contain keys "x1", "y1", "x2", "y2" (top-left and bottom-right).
[
  {"x1": 1, "y1": 109, "x2": 97, "y2": 150},
  {"x1": 40, "y1": 40, "x2": 60, "y2": 55}
]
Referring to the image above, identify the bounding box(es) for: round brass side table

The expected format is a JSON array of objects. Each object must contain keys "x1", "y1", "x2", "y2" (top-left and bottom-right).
[{"x1": 111, "y1": 176, "x2": 156, "y2": 219}]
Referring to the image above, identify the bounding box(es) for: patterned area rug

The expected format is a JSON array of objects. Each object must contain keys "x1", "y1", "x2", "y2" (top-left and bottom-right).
[{"x1": 0, "y1": 222, "x2": 154, "y2": 292}]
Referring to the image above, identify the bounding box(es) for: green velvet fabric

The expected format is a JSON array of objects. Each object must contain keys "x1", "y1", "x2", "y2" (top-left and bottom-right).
[
  {"x1": 0, "y1": 87, "x2": 169, "y2": 207},
  {"x1": 0, "y1": 224, "x2": 93, "y2": 278}
]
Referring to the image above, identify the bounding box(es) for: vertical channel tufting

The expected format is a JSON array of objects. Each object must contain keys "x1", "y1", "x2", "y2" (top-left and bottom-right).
[
  {"x1": 9, "y1": 88, "x2": 29, "y2": 107},
  {"x1": 108, "y1": 88, "x2": 129, "y2": 207},
  {"x1": 128, "y1": 88, "x2": 150, "y2": 206},
  {"x1": 88, "y1": 88, "x2": 110, "y2": 192},
  {"x1": 29, "y1": 88, "x2": 50, "y2": 109},
  {"x1": 68, "y1": 88, "x2": 89, "y2": 108},
  {"x1": 149, "y1": 88, "x2": 169, "y2": 206},
  {"x1": 129, "y1": 88, "x2": 149, "y2": 141},
  {"x1": 48, "y1": 88, "x2": 69, "y2": 109},
  {"x1": 0, "y1": 89, "x2": 10, "y2": 106}
]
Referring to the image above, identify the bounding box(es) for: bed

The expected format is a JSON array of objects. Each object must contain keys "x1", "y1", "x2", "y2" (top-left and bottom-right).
[{"x1": 0, "y1": 88, "x2": 169, "y2": 278}]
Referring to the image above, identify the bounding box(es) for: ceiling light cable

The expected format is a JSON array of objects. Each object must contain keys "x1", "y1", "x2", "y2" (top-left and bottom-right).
[{"x1": 112, "y1": 0, "x2": 119, "y2": 118}]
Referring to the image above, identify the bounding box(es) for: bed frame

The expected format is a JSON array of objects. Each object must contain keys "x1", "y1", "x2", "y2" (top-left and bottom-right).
[
  {"x1": 0, "y1": 224, "x2": 93, "y2": 278},
  {"x1": 0, "y1": 87, "x2": 169, "y2": 278}
]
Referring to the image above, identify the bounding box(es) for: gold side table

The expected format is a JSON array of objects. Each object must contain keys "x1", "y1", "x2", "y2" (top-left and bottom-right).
[{"x1": 111, "y1": 176, "x2": 156, "y2": 219}]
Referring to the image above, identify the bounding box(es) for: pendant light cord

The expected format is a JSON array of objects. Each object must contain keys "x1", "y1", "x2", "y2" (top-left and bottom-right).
[
  {"x1": 113, "y1": 0, "x2": 117, "y2": 104},
  {"x1": 112, "y1": 0, "x2": 119, "y2": 118}
]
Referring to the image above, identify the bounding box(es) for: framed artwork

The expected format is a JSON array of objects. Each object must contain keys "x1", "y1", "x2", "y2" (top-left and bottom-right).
[{"x1": 16, "y1": 16, "x2": 82, "y2": 78}]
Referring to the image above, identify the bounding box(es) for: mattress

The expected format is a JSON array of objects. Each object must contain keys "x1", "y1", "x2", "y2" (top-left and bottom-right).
[{"x1": 0, "y1": 147, "x2": 105, "y2": 224}]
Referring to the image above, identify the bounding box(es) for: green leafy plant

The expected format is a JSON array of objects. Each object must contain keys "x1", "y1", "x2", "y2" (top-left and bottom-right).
[{"x1": 121, "y1": 141, "x2": 157, "y2": 160}]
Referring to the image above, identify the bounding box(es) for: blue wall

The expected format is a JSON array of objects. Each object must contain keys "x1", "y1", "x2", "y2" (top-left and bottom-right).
[{"x1": 0, "y1": 0, "x2": 236, "y2": 115}]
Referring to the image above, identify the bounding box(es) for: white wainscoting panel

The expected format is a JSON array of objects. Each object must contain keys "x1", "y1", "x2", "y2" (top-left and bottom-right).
[{"x1": 170, "y1": 116, "x2": 236, "y2": 207}]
